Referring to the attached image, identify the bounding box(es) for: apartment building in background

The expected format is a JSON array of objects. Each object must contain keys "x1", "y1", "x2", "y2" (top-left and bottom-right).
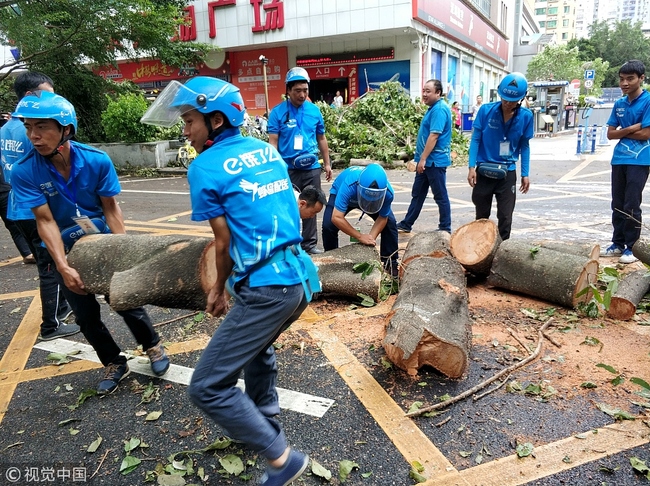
[{"x1": 533, "y1": 0, "x2": 578, "y2": 43}]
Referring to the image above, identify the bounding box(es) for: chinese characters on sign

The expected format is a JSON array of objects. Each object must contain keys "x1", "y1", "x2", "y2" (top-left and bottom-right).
[{"x1": 180, "y1": 0, "x2": 284, "y2": 40}]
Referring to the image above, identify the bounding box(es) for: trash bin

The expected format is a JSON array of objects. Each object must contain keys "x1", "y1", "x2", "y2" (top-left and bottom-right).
[{"x1": 461, "y1": 113, "x2": 473, "y2": 131}]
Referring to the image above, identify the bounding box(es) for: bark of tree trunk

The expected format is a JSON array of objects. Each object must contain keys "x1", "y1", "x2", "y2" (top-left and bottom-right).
[
  {"x1": 382, "y1": 256, "x2": 471, "y2": 379},
  {"x1": 528, "y1": 240, "x2": 600, "y2": 260},
  {"x1": 487, "y1": 239, "x2": 599, "y2": 308},
  {"x1": 450, "y1": 219, "x2": 501, "y2": 276},
  {"x1": 310, "y1": 244, "x2": 383, "y2": 301},
  {"x1": 401, "y1": 231, "x2": 451, "y2": 276},
  {"x1": 67, "y1": 234, "x2": 216, "y2": 311},
  {"x1": 632, "y1": 238, "x2": 650, "y2": 265},
  {"x1": 607, "y1": 269, "x2": 650, "y2": 320}
]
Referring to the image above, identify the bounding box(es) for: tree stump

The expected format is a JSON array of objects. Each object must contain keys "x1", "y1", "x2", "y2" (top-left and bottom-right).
[
  {"x1": 632, "y1": 238, "x2": 650, "y2": 265},
  {"x1": 450, "y1": 219, "x2": 501, "y2": 275},
  {"x1": 487, "y1": 239, "x2": 598, "y2": 308},
  {"x1": 67, "y1": 234, "x2": 216, "y2": 311},
  {"x1": 528, "y1": 240, "x2": 600, "y2": 260},
  {"x1": 382, "y1": 256, "x2": 471, "y2": 379},
  {"x1": 607, "y1": 269, "x2": 650, "y2": 320},
  {"x1": 310, "y1": 244, "x2": 382, "y2": 301},
  {"x1": 400, "y1": 231, "x2": 451, "y2": 276}
]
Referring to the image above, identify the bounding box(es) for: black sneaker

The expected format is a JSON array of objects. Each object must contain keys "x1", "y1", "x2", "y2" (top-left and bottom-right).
[
  {"x1": 396, "y1": 223, "x2": 411, "y2": 233},
  {"x1": 38, "y1": 323, "x2": 81, "y2": 341},
  {"x1": 97, "y1": 363, "x2": 130, "y2": 395},
  {"x1": 146, "y1": 342, "x2": 170, "y2": 376},
  {"x1": 260, "y1": 449, "x2": 309, "y2": 486}
]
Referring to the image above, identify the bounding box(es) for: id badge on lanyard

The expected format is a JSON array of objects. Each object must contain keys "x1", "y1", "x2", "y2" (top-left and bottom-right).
[
  {"x1": 72, "y1": 214, "x2": 100, "y2": 234},
  {"x1": 499, "y1": 139, "x2": 511, "y2": 157},
  {"x1": 294, "y1": 135, "x2": 303, "y2": 150}
]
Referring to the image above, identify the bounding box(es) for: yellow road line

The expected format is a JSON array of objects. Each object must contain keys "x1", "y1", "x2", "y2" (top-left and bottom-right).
[
  {"x1": 0, "y1": 290, "x2": 38, "y2": 301},
  {"x1": 425, "y1": 420, "x2": 650, "y2": 486},
  {"x1": 0, "y1": 256, "x2": 23, "y2": 267},
  {"x1": 147, "y1": 211, "x2": 193, "y2": 223}
]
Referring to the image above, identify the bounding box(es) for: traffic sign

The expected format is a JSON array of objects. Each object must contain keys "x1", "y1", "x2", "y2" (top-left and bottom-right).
[
  {"x1": 570, "y1": 79, "x2": 581, "y2": 90},
  {"x1": 584, "y1": 79, "x2": 594, "y2": 89},
  {"x1": 584, "y1": 70, "x2": 595, "y2": 80}
]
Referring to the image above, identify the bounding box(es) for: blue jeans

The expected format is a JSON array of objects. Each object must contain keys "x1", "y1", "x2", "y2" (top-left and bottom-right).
[
  {"x1": 611, "y1": 164, "x2": 650, "y2": 249},
  {"x1": 188, "y1": 282, "x2": 307, "y2": 461},
  {"x1": 400, "y1": 166, "x2": 451, "y2": 232}
]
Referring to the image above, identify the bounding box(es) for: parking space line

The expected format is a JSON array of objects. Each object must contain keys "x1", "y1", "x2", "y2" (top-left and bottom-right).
[{"x1": 0, "y1": 290, "x2": 38, "y2": 301}]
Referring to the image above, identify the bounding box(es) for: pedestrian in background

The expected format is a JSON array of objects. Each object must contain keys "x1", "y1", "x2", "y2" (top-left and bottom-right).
[
  {"x1": 141, "y1": 76, "x2": 320, "y2": 485},
  {"x1": 600, "y1": 60, "x2": 650, "y2": 264},
  {"x1": 268, "y1": 67, "x2": 332, "y2": 255},
  {"x1": 467, "y1": 72, "x2": 534, "y2": 240},
  {"x1": 397, "y1": 79, "x2": 452, "y2": 234},
  {"x1": 451, "y1": 101, "x2": 461, "y2": 131}
]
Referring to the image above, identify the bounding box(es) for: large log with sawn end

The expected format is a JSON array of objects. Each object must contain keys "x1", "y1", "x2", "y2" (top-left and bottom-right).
[
  {"x1": 310, "y1": 244, "x2": 382, "y2": 301},
  {"x1": 528, "y1": 240, "x2": 600, "y2": 260},
  {"x1": 607, "y1": 269, "x2": 650, "y2": 320},
  {"x1": 487, "y1": 239, "x2": 598, "y2": 308},
  {"x1": 450, "y1": 219, "x2": 501, "y2": 275},
  {"x1": 67, "y1": 234, "x2": 216, "y2": 311},
  {"x1": 632, "y1": 238, "x2": 650, "y2": 265},
  {"x1": 383, "y1": 256, "x2": 471, "y2": 379},
  {"x1": 400, "y1": 231, "x2": 451, "y2": 276}
]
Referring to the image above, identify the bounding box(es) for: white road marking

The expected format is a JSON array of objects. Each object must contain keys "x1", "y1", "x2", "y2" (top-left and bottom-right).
[{"x1": 34, "y1": 339, "x2": 334, "y2": 418}]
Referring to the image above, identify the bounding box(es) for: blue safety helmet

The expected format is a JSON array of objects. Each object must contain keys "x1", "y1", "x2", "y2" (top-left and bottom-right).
[
  {"x1": 141, "y1": 77, "x2": 246, "y2": 128},
  {"x1": 357, "y1": 164, "x2": 388, "y2": 214},
  {"x1": 13, "y1": 91, "x2": 78, "y2": 134},
  {"x1": 285, "y1": 67, "x2": 310, "y2": 84},
  {"x1": 497, "y1": 72, "x2": 528, "y2": 102}
]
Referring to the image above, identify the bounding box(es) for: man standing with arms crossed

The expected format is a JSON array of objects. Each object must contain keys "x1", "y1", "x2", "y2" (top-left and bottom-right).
[
  {"x1": 141, "y1": 77, "x2": 320, "y2": 485},
  {"x1": 268, "y1": 67, "x2": 332, "y2": 255},
  {"x1": 397, "y1": 79, "x2": 452, "y2": 234},
  {"x1": 600, "y1": 60, "x2": 650, "y2": 264}
]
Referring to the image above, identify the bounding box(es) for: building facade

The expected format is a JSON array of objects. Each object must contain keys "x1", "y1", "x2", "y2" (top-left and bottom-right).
[{"x1": 533, "y1": 0, "x2": 578, "y2": 43}]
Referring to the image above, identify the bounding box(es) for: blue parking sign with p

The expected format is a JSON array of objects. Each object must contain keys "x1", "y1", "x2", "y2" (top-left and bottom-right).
[{"x1": 584, "y1": 70, "x2": 595, "y2": 80}]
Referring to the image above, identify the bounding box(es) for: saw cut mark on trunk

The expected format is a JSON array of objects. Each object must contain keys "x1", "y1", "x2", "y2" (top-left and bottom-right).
[
  {"x1": 400, "y1": 231, "x2": 451, "y2": 276},
  {"x1": 383, "y1": 256, "x2": 471, "y2": 379},
  {"x1": 310, "y1": 244, "x2": 382, "y2": 301},
  {"x1": 487, "y1": 239, "x2": 599, "y2": 308},
  {"x1": 406, "y1": 319, "x2": 553, "y2": 417},
  {"x1": 67, "y1": 234, "x2": 216, "y2": 311},
  {"x1": 607, "y1": 269, "x2": 650, "y2": 320},
  {"x1": 632, "y1": 238, "x2": 650, "y2": 265},
  {"x1": 450, "y1": 219, "x2": 501, "y2": 276}
]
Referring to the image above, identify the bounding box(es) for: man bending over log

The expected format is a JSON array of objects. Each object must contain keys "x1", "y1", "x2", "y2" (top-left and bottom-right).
[
  {"x1": 321, "y1": 164, "x2": 399, "y2": 276},
  {"x1": 141, "y1": 77, "x2": 320, "y2": 485},
  {"x1": 10, "y1": 92, "x2": 170, "y2": 395},
  {"x1": 467, "y1": 72, "x2": 534, "y2": 240}
]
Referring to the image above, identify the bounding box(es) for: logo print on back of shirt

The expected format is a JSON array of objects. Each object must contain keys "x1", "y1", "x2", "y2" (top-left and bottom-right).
[{"x1": 240, "y1": 179, "x2": 260, "y2": 201}]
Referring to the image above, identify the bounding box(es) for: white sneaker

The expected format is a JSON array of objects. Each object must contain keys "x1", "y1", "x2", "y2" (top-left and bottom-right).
[
  {"x1": 600, "y1": 244, "x2": 623, "y2": 257},
  {"x1": 619, "y1": 249, "x2": 638, "y2": 264}
]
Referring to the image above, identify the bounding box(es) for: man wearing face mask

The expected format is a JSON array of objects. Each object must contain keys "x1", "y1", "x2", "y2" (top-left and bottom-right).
[
  {"x1": 467, "y1": 72, "x2": 534, "y2": 240},
  {"x1": 268, "y1": 67, "x2": 332, "y2": 255}
]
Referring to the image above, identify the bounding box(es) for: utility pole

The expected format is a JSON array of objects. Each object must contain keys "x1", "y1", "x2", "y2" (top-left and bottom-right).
[{"x1": 259, "y1": 55, "x2": 269, "y2": 116}]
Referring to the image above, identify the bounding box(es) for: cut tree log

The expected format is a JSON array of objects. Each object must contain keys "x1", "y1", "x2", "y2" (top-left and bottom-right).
[
  {"x1": 487, "y1": 239, "x2": 598, "y2": 308},
  {"x1": 310, "y1": 244, "x2": 383, "y2": 301},
  {"x1": 383, "y1": 256, "x2": 471, "y2": 379},
  {"x1": 450, "y1": 219, "x2": 501, "y2": 275},
  {"x1": 632, "y1": 238, "x2": 650, "y2": 265},
  {"x1": 528, "y1": 240, "x2": 600, "y2": 260},
  {"x1": 607, "y1": 269, "x2": 650, "y2": 320},
  {"x1": 400, "y1": 231, "x2": 451, "y2": 276},
  {"x1": 67, "y1": 234, "x2": 216, "y2": 311}
]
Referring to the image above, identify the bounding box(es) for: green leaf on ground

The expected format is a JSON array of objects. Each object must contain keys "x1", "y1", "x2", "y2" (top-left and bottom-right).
[
  {"x1": 408, "y1": 401, "x2": 423, "y2": 413},
  {"x1": 597, "y1": 403, "x2": 635, "y2": 420},
  {"x1": 339, "y1": 460, "x2": 359, "y2": 482},
  {"x1": 145, "y1": 411, "x2": 162, "y2": 421},
  {"x1": 219, "y1": 454, "x2": 244, "y2": 476},
  {"x1": 630, "y1": 377, "x2": 650, "y2": 391},
  {"x1": 516, "y1": 443, "x2": 534, "y2": 457},
  {"x1": 580, "y1": 382, "x2": 598, "y2": 389},
  {"x1": 357, "y1": 293, "x2": 375, "y2": 307},
  {"x1": 124, "y1": 437, "x2": 141, "y2": 453},
  {"x1": 630, "y1": 457, "x2": 650, "y2": 479},
  {"x1": 87, "y1": 436, "x2": 102, "y2": 453},
  {"x1": 120, "y1": 455, "x2": 141, "y2": 475},
  {"x1": 581, "y1": 336, "x2": 601, "y2": 346},
  {"x1": 596, "y1": 363, "x2": 619, "y2": 374},
  {"x1": 67, "y1": 389, "x2": 97, "y2": 411},
  {"x1": 58, "y1": 418, "x2": 80, "y2": 426},
  {"x1": 311, "y1": 459, "x2": 332, "y2": 480},
  {"x1": 68, "y1": 428, "x2": 80, "y2": 436},
  {"x1": 46, "y1": 352, "x2": 71, "y2": 365}
]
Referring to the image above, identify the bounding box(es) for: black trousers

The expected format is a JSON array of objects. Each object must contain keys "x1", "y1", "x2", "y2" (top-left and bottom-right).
[
  {"x1": 288, "y1": 168, "x2": 322, "y2": 252},
  {"x1": 611, "y1": 164, "x2": 650, "y2": 249},
  {"x1": 472, "y1": 170, "x2": 517, "y2": 240}
]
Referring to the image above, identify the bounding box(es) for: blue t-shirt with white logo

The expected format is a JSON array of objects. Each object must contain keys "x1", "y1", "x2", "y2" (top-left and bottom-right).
[
  {"x1": 330, "y1": 166, "x2": 394, "y2": 218},
  {"x1": 1, "y1": 117, "x2": 34, "y2": 220},
  {"x1": 10, "y1": 141, "x2": 119, "y2": 246},
  {"x1": 415, "y1": 100, "x2": 452, "y2": 168},
  {"x1": 606, "y1": 90, "x2": 650, "y2": 166},
  {"x1": 188, "y1": 128, "x2": 303, "y2": 287},
  {"x1": 268, "y1": 100, "x2": 325, "y2": 170},
  {"x1": 469, "y1": 102, "x2": 534, "y2": 176}
]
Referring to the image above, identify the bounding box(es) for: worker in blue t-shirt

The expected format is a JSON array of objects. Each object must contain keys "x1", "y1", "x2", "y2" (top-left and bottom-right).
[
  {"x1": 11, "y1": 91, "x2": 170, "y2": 395},
  {"x1": 467, "y1": 72, "x2": 534, "y2": 240},
  {"x1": 600, "y1": 60, "x2": 650, "y2": 264},
  {"x1": 397, "y1": 79, "x2": 452, "y2": 234},
  {"x1": 141, "y1": 77, "x2": 319, "y2": 485},
  {"x1": 268, "y1": 67, "x2": 332, "y2": 255},
  {"x1": 322, "y1": 164, "x2": 399, "y2": 276}
]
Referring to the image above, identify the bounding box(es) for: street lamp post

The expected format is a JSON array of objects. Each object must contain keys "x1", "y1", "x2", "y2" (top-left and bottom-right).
[{"x1": 259, "y1": 55, "x2": 270, "y2": 116}]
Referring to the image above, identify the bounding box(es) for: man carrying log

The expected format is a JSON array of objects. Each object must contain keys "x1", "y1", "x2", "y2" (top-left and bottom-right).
[
  {"x1": 322, "y1": 164, "x2": 399, "y2": 277},
  {"x1": 396, "y1": 79, "x2": 452, "y2": 234},
  {"x1": 141, "y1": 77, "x2": 320, "y2": 485},
  {"x1": 10, "y1": 92, "x2": 170, "y2": 395},
  {"x1": 600, "y1": 60, "x2": 650, "y2": 264},
  {"x1": 467, "y1": 72, "x2": 534, "y2": 240}
]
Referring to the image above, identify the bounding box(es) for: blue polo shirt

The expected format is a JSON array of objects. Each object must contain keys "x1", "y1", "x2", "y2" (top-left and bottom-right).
[
  {"x1": 415, "y1": 100, "x2": 452, "y2": 168},
  {"x1": 469, "y1": 102, "x2": 534, "y2": 176},
  {"x1": 188, "y1": 128, "x2": 303, "y2": 287},
  {"x1": 268, "y1": 99, "x2": 325, "y2": 170},
  {"x1": 606, "y1": 90, "x2": 650, "y2": 166},
  {"x1": 1, "y1": 117, "x2": 34, "y2": 220},
  {"x1": 330, "y1": 166, "x2": 394, "y2": 218},
  {"x1": 10, "y1": 141, "x2": 119, "y2": 247}
]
